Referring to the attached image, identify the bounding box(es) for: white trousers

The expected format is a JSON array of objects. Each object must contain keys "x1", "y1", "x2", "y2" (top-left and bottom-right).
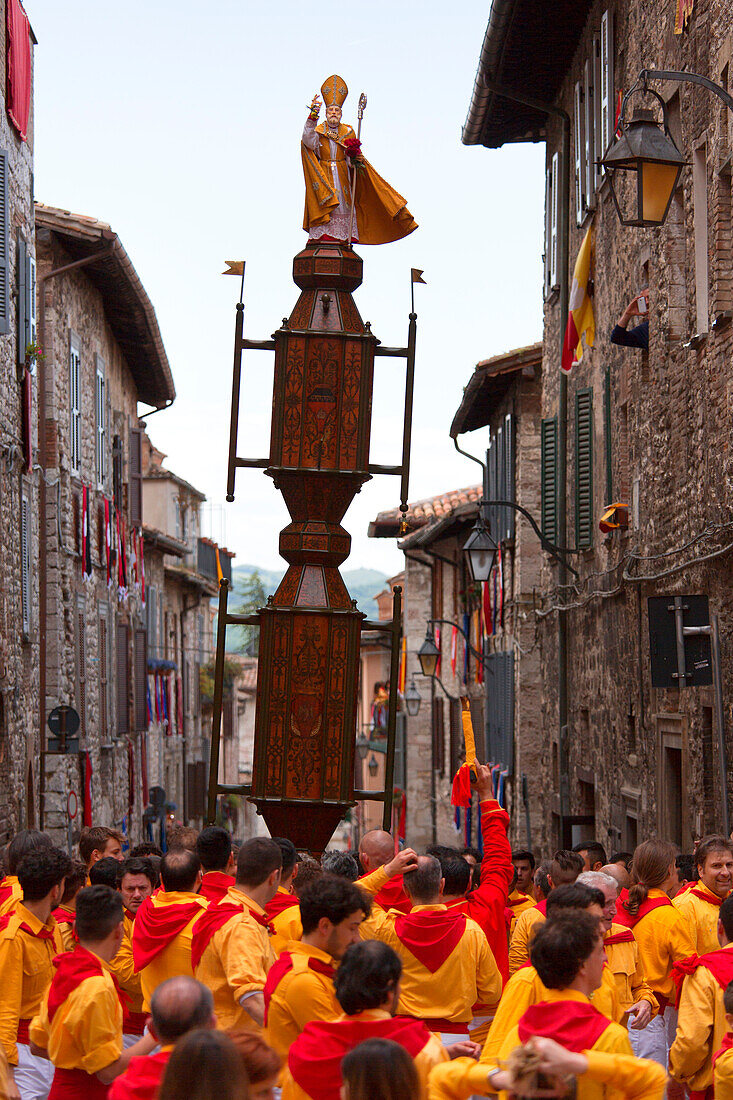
[
  {"x1": 15, "y1": 1043, "x2": 54, "y2": 1100},
  {"x1": 628, "y1": 1010, "x2": 675, "y2": 1069}
]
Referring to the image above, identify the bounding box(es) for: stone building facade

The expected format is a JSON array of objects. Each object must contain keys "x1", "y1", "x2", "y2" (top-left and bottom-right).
[
  {"x1": 35, "y1": 204, "x2": 176, "y2": 847},
  {"x1": 0, "y1": 2, "x2": 37, "y2": 841},
  {"x1": 463, "y1": 0, "x2": 733, "y2": 853}
]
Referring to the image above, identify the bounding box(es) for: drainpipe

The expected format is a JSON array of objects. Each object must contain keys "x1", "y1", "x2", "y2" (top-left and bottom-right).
[
  {"x1": 480, "y1": 79, "x2": 571, "y2": 842},
  {"x1": 37, "y1": 241, "x2": 116, "y2": 830}
]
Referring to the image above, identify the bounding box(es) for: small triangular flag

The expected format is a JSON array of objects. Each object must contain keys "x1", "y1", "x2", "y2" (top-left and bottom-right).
[
  {"x1": 411, "y1": 268, "x2": 426, "y2": 284},
  {"x1": 222, "y1": 260, "x2": 245, "y2": 276}
]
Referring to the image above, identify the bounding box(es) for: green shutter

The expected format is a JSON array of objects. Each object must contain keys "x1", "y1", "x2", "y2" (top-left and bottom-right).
[
  {"x1": 575, "y1": 388, "x2": 594, "y2": 549},
  {"x1": 604, "y1": 368, "x2": 612, "y2": 506},
  {"x1": 541, "y1": 417, "x2": 558, "y2": 544}
]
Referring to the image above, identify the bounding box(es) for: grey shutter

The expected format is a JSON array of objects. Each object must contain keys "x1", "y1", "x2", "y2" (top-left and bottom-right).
[
  {"x1": 488, "y1": 432, "x2": 499, "y2": 542},
  {"x1": 503, "y1": 413, "x2": 515, "y2": 542},
  {"x1": 501, "y1": 650, "x2": 515, "y2": 775},
  {"x1": 575, "y1": 389, "x2": 594, "y2": 549},
  {"x1": 0, "y1": 152, "x2": 8, "y2": 335},
  {"x1": 541, "y1": 418, "x2": 559, "y2": 544},
  {"x1": 116, "y1": 622, "x2": 129, "y2": 734},
  {"x1": 129, "y1": 427, "x2": 143, "y2": 527},
  {"x1": 16, "y1": 232, "x2": 26, "y2": 365},
  {"x1": 134, "y1": 628, "x2": 147, "y2": 731}
]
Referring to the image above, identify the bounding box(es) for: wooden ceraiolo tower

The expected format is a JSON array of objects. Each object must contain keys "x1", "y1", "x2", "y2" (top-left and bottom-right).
[{"x1": 207, "y1": 77, "x2": 419, "y2": 851}]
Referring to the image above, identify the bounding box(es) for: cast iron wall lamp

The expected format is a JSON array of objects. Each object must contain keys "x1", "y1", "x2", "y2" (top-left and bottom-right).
[
  {"x1": 603, "y1": 69, "x2": 733, "y2": 228},
  {"x1": 404, "y1": 677, "x2": 422, "y2": 717}
]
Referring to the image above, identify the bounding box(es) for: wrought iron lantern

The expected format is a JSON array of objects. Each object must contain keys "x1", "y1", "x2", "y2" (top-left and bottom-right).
[
  {"x1": 417, "y1": 627, "x2": 440, "y2": 679},
  {"x1": 463, "y1": 513, "x2": 498, "y2": 583},
  {"x1": 602, "y1": 95, "x2": 685, "y2": 228},
  {"x1": 404, "y1": 677, "x2": 422, "y2": 717}
]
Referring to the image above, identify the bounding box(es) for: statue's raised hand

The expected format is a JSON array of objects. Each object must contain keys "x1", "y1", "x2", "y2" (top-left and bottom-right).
[{"x1": 308, "y1": 94, "x2": 321, "y2": 119}]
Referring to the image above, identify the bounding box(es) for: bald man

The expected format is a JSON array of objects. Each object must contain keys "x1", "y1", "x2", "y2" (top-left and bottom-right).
[
  {"x1": 602, "y1": 863, "x2": 631, "y2": 893},
  {"x1": 110, "y1": 977, "x2": 215, "y2": 1100},
  {"x1": 358, "y1": 831, "x2": 411, "y2": 915}
]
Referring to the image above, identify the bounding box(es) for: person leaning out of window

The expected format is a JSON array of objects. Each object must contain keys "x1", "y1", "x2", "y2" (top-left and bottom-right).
[{"x1": 610, "y1": 289, "x2": 649, "y2": 350}]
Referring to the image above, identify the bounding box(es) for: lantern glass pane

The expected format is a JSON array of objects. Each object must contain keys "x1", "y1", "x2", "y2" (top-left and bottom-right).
[
  {"x1": 641, "y1": 162, "x2": 679, "y2": 224},
  {"x1": 468, "y1": 546, "x2": 495, "y2": 582}
]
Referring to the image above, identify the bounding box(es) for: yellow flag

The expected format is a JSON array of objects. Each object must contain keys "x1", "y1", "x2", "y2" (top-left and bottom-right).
[
  {"x1": 460, "y1": 696, "x2": 477, "y2": 768},
  {"x1": 222, "y1": 260, "x2": 245, "y2": 276},
  {"x1": 215, "y1": 547, "x2": 223, "y2": 584}
]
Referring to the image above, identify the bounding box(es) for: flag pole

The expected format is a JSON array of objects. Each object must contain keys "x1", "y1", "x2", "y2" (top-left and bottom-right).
[{"x1": 348, "y1": 93, "x2": 367, "y2": 246}]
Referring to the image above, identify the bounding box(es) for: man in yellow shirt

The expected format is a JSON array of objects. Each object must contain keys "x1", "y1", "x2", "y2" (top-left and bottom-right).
[
  {"x1": 196, "y1": 826, "x2": 236, "y2": 904},
  {"x1": 511, "y1": 850, "x2": 536, "y2": 900},
  {"x1": 577, "y1": 871, "x2": 657, "y2": 1027},
  {"x1": 673, "y1": 835, "x2": 733, "y2": 955},
  {"x1": 0, "y1": 831, "x2": 53, "y2": 918},
  {"x1": 714, "y1": 980, "x2": 733, "y2": 1100},
  {"x1": 265, "y1": 838, "x2": 300, "y2": 933},
  {"x1": 109, "y1": 857, "x2": 156, "y2": 1047},
  {"x1": 132, "y1": 849, "x2": 209, "y2": 1011},
  {"x1": 270, "y1": 859, "x2": 323, "y2": 954},
  {"x1": 0, "y1": 846, "x2": 70, "y2": 1100},
  {"x1": 193, "y1": 837, "x2": 281, "y2": 1032},
  {"x1": 506, "y1": 869, "x2": 535, "y2": 938},
  {"x1": 362, "y1": 854, "x2": 502, "y2": 1044},
  {"x1": 30, "y1": 885, "x2": 155, "y2": 1098},
  {"x1": 264, "y1": 875, "x2": 369, "y2": 1061},
  {"x1": 282, "y1": 940, "x2": 456, "y2": 1100},
  {"x1": 428, "y1": 912, "x2": 666, "y2": 1100},
  {"x1": 52, "y1": 861, "x2": 87, "y2": 952},
  {"x1": 669, "y1": 894, "x2": 733, "y2": 1096},
  {"x1": 508, "y1": 850, "x2": 583, "y2": 974},
  {"x1": 78, "y1": 827, "x2": 124, "y2": 872}
]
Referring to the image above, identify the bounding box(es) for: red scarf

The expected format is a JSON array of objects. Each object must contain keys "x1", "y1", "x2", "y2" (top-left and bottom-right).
[
  {"x1": 265, "y1": 892, "x2": 300, "y2": 921},
  {"x1": 0, "y1": 877, "x2": 17, "y2": 907},
  {"x1": 604, "y1": 929, "x2": 635, "y2": 946},
  {"x1": 52, "y1": 908, "x2": 76, "y2": 927},
  {"x1": 131, "y1": 897, "x2": 204, "y2": 971},
  {"x1": 263, "y1": 951, "x2": 335, "y2": 1023},
  {"x1": 289, "y1": 1016, "x2": 430, "y2": 1100},
  {"x1": 107, "y1": 1050, "x2": 170, "y2": 1100},
  {"x1": 370, "y1": 876, "x2": 412, "y2": 916},
  {"x1": 190, "y1": 903, "x2": 242, "y2": 970},
  {"x1": 672, "y1": 948, "x2": 733, "y2": 1001},
  {"x1": 508, "y1": 893, "x2": 532, "y2": 908},
  {"x1": 714, "y1": 1032, "x2": 733, "y2": 1068},
  {"x1": 691, "y1": 884, "x2": 727, "y2": 907},
  {"x1": 535, "y1": 899, "x2": 548, "y2": 916},
  {"x1": 518, "y1": 999, "x2": 610, "y2": 1052},
  {"x1": 394, "y1": 910, "x2": 466, "y2": 973},
  {"x1": 0, "y1": 911, "x2": 56, "y2": 940},
  {"x1": 614, "y1": 893, "x2": 672, "y2": 929},
  {"x1": 199, "y1": 872, "x2": 235, "y2": 905},
  {"x1": 48, "y1": 947, "x2": 125, "y2": 1023}
]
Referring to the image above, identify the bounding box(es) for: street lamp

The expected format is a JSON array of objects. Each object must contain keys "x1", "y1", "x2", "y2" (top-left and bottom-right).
[
  {"x1": 463, "y1": 511, "x2": 498, "y2": 583},
  {"x1": 404, "y1": 677, "x2": 422, "y2": 717},
  {"x1": 417, "y1": 626, "x2": 440, "y2": 678},
  {"x1": 355, "y1": 730, "x2": 370, "y2": 761},
  {"x1": 367, "y1": 754, "x2": 379, "y2": 778},
  {"x1": 602, "y1": 101, "x2": 684, "y2": 227}
]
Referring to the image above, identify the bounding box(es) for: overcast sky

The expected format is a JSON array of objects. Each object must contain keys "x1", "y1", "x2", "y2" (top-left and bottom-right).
[{"x1": 31, "y1": 0, "x2": 544, "y2": 578}]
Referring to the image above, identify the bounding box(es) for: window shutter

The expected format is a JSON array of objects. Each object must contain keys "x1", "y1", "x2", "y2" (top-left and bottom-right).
[
  {"x1": 129, "y1": 427, "x2": 143, "y2": 527},
  {"x1": 95, "y1": 357, "x2": 106, "y2": 489},
  {"x1": 112, "y1": 435, "x2": 123, "y2": 509},
  {"x1": 574, "y1": 80, "x2": 585, "y2": 225},
  {"x1": 501, "y1": 651, "x2": 515, "y2": 775},
  {"x1": 575, "y1": 388, "x2": 594, "y2": 549},
  {"x1": 449, "y1": 697, "x2": 462, "y2": 777},
  {"x1": 600, "y1": 10, "x2": 614, "y2": 155},
  {"x1": 432, "y1": 696, "x2": 445, "y2": 778},
  {"x1": 503, "y1": 412, "x2": 515, "y2": 542},
  {"x1": 134, "y1": 628, "x2": 147, "y2": 731},
  {"x1": 541, "y1": 417, "x2": 559, "y2": 544},
  {"x1": 70, "y1": 336, "x2": 81, "y2": 476},
  {"x1": 493, "y1": 422, "x2": 503, "y2": 541},
  {"x1": 76, "y1": 600, "x2": 86, "y2": 734},
  {"x1": 21, "y1": 493, "x2": 30, "y2": 636},
  {"x1": 99, "y1": 612, "x2": 108, "y2": 740},
  {"x1": 28, "y1": 255, "x2": 35, "y2": 346},
  {"x1": 593, "y1": 34, "x2": 604, "y2": 189},
  {"x1": 604, "y1": 367, "x2": 613, "y2": 505},
  {"x1": 584, "y1": 58, "x2": 595, "y2": 208},
  {"x1": 550, "y1": 153, "x2": 559, "y2": 287},
  {"x1": 0, "y1": 151, "x2": 8, "y2": 335},
  {"x1": 116, "y1": 622, "x2": 129, "y2": 734},
  {"x1": 16, "y1": 232, "x2": 27, "y2": 366},
  {"x1": 544, "y1": 164, "x2": 552, "y2": 298}
]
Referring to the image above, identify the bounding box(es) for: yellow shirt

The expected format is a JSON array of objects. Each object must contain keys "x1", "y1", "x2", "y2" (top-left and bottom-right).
[
  {"x1": 280, "y1": 1008, "x2": 448, "y2": 1100},
  {"x1": 668, "y1": 942, "x2": 733, "y2": 1091},
  {"x1": 264, "y1": 940, "x2": 339, "y2": 1062},
  {"x1": 427, "y1": 1048, "x2": 666, "y2": 1100},
  {"x1": 715, "y1": 1041, "x2": 733, "y2": 1100},
  {"x1": 628, "y1": 889, "x2": 696, "y2": 1005},
  {"x1": 507, "y1": 891, "x2": 535, "y2": 937},
  {"x1": 0, "y1": 878, "x2": 22, "y2": 919},
  {"x1": 673, "y1": 883, "x2": 729, "y2": 956},
  {"x1": 193, "y1": 886, "x2": 274, "y2": 1033},
  {"x1": 0, "y1": 903, "x2": 64, "y2": 1065},
  {"x1": 29, "y1": 952, "x2": 122, "y2": 1074},
  {"x1": 134, "y1": 890, "x2": 209, "y2": 1011},
  {"x1": 53, "y1": 907, "x2": 77, "y2": 953},
  {"x1": 604, "y1": 925, "x2": 658, "y2": 1019},
  {"x1": 508, "y1": 905, "x2": 545, "y2": 974},
  {"x1": 108, "y1": 913, "x2": 144, "y2": 1025},
  {"x1": 481, "y1": 964, "x2": 621, "y2": 1063},
  {"x1": 362, "y1": 903, "x2": 501, "y2": 1024},
  {"x1": 272, "y1": 906, "x2": 303, "y2": 956}
]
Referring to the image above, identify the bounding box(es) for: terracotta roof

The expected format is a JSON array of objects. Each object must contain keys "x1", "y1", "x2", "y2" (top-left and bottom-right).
[
  {"x1": 368, "y1": 485, "x2": 482, "y2": 539},
  {"x1": 451, "y1": 342, "x2": 542, "y2": 437},
  {"x1": 35, "y1": 203, "x2": 175, "y2": 408}
]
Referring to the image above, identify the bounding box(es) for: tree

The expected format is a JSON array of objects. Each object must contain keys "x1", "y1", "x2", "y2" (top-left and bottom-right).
[{"x1": 226, "y1": 569, "x2": 268, "y2": 654}]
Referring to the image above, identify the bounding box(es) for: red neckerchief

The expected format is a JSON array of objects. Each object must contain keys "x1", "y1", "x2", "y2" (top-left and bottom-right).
[
  {"x1": 190, "y1": 903, "x2": 243, "y2": 970},
  {"x1": 131, "y1": 896, "x2": 204, "y2": 970},
  {"x1": 123, "y1": 908, "x2": 137, "y2": 923},
  {"x1": 110, "y1": 1050, "x2": 171, "y2": 1100},
  {"x1": 248, "y1": 907, "x2": 274, "y2": 935},
  {"x1": 672, "y1": 948, "x2": 733, "y2": 1003},
  {"x1": 48, "y1": 946, "x2": 126, "y2": 1022},
  {"x1": 518, "y1": 999, "x2": 609, "y2": 1052},
  {"x1": 0, "y1": 911, "x2": 55, "y2": 940},
  {"x1": 289, "y1": 1016, "x2": 430, "y2": 1100},
  {"x1": 198, "y1": 872, "x2": 235, "y2": 905},
  {"x1": 604, "y1": 929, "x2": 635, "y2": 946},
  {"x1": 615, "y1": 893, "x2": 672, "y2": 929},
  {"x1": 52, "y1": 907, "x2": 76, "y2": 926},
  {"x1": 262, "y1": 951, "x2": 335, "y2": 1024},
  {"x1": 394, "y1": 909, "x2": 466, "y2": 973},
  {"x1": 508, "y1": 893, "x2": 532, "y2": 908},
  {"x1": 265, "y1": 892, "x2": 300, "y2": 921},
  {"x1": 690, "y1": 883, "x2": 727, "y2": 907},
  {"x1": 714, "y1": 1032, "x2": 733, "y2": 1067},
  {"x1": 0, "y1": 877, "x2": 17, "y2": 907},
  {"x1": 371, "y1": 876, "x2": 412, "y2": 916},
  {"x1": 535, "y1": 899, "x2": 548, "y2": 916}
]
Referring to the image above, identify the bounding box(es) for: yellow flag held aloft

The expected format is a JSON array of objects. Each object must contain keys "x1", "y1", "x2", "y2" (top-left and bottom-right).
[{"x1": 451, "y1": 696, "x2": 478, "y2": 807}]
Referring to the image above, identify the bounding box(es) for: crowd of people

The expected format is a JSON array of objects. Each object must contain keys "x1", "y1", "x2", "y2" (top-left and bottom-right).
[{"x1": 0, "y1": 763, "x2": 732, "y2": 1100}]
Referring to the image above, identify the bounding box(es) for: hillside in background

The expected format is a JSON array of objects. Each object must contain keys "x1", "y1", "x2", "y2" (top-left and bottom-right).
[{"x1": 224, "y1": 564, "x2": 390, "y2": 652}]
